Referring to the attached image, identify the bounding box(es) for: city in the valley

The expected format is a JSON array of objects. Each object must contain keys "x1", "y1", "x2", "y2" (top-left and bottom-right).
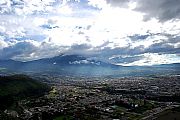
[{"x1": 1, "y1": 74, "x2": 180, "y2": 120}]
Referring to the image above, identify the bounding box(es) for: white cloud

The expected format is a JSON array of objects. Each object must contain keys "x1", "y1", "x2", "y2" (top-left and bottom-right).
[
  {"x1": 0, "y1": 39, "x2": 8, "y2": 49},
  {"x1": 0, "y1": 0, "x2": 179, "y2": 65},
  {"x1": 56, "y1": 5, "x2": 73, "y2": 14},
  {"x1": 88, "y1": 0, "x2": 108, "y2": 9},
  {"x1": 116, "y1": 53, "x2": 180, "y2": 66}
]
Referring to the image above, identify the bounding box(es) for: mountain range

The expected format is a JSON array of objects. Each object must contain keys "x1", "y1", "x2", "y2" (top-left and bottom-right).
[{"x1": 0, "y1": 55, "x2": 179, "y2": 77}]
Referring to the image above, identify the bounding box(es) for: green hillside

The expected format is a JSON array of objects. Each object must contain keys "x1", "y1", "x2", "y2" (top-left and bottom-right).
[{"x1": 0, "y1": 75, "x2": 50, "y2": 110}]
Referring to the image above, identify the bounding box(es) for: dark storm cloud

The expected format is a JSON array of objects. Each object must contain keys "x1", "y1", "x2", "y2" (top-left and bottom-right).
[
  {"x1": 0, "y1": 41, "x2": 37, "y2": 60},
  {"x1": 166, "y1": 35, "x2": 180, "y2": 44},
  {"x1": 66, "y1": 43, "x2": 93, "y2": 55},
  {"x1": 105, "y1": 0, "x2": 180, "y2": 21},
  {"x1": 106, "y1": 0, "x2": 130, "y2": 7},
  {"x1": 95, "y1": 45, "x2": 145, "y2": 59},
  {"x1": 110, "y1": 55, "x2": 143, "y2": 64},
  {"x1": 146, "y1": 42, "x2": 180, "y2": 54},
  {"x1": 0, "y1": 40, "x2": 69, "y2": 61},
  {"x1": 135, "y1": 0, "x2": 180, "y2": 21},
  {"x1": 129, "y1": 34, "x2": 150, "y2": 41},
  {"x1": 70, "y1": 43, "x2": 92, "y2": 50}
]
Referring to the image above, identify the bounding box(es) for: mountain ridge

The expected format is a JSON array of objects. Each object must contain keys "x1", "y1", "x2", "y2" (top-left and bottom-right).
[{"x1": 0, "y1": 55, "x2": 179, "y2": 77}]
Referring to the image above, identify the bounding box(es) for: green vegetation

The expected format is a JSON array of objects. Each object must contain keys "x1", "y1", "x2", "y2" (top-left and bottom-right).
[
  {"x1": 0, "y1": 74, "x2": 50, "y2": 110},
  {"x1": 47, "y1": 86, "x2": 58, "y2": 98},
  {"x1": 126, "y1": 114, "x2": 143, "y2": 120},
  {"x1": 116, "y1": 106, "x2": 127, "y2": 112},
  {"x1": 131, "y1": 101, "x2": 156, "y2": 113},
  {"x1": 53, "y1": 115, "x2": 73, "y2": 120}
]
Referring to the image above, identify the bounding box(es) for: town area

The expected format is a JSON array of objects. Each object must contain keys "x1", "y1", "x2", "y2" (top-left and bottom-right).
[{"x1": 2, "y1": 75, "x2": 180, "y2": 120}]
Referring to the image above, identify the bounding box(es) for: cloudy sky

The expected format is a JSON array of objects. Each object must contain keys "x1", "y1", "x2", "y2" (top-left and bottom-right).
[{"x1": 0, "y1": 0, "x2": 180, "y2": 66}]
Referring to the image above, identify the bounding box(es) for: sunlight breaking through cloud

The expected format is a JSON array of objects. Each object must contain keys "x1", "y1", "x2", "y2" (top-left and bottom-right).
[{"x1": 0, "y1": 0, "x2": 179, "y2": 66}]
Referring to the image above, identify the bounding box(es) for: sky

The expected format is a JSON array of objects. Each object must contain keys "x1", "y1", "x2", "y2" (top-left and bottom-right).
[{"x1": 0, "y1": 0, "x2": 180, "y2": 66}]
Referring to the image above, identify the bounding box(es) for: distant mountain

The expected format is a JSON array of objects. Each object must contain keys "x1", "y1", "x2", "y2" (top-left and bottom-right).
[
  {"x1": 28, "y1": 54, "x2": 114, "y2": 66},
  {"x1": 0, "y1": 55, "x2": 118, "y2": 75},
  {"x1": 0, "y1": 55, "x2": 179, "y2": 77}
]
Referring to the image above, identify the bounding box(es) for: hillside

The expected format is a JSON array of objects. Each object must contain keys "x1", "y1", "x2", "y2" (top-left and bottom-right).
[{"x1": 0, "y1": 75, "x2": 50, "y2": 110}]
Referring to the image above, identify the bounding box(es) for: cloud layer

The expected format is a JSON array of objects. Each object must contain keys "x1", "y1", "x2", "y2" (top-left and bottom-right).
[{"x1": 0, "y1": 0, "x2": 180, "y2": 66}]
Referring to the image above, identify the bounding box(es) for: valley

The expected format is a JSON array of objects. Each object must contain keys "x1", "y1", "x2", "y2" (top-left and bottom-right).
[{"x1": 0, "y1": 74, "x2": 180, "y2": 120}]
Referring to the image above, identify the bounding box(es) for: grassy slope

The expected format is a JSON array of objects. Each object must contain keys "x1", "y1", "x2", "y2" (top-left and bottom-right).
[{"x1": 0, "y1": 74, "x2": 50, "y2": 110}]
